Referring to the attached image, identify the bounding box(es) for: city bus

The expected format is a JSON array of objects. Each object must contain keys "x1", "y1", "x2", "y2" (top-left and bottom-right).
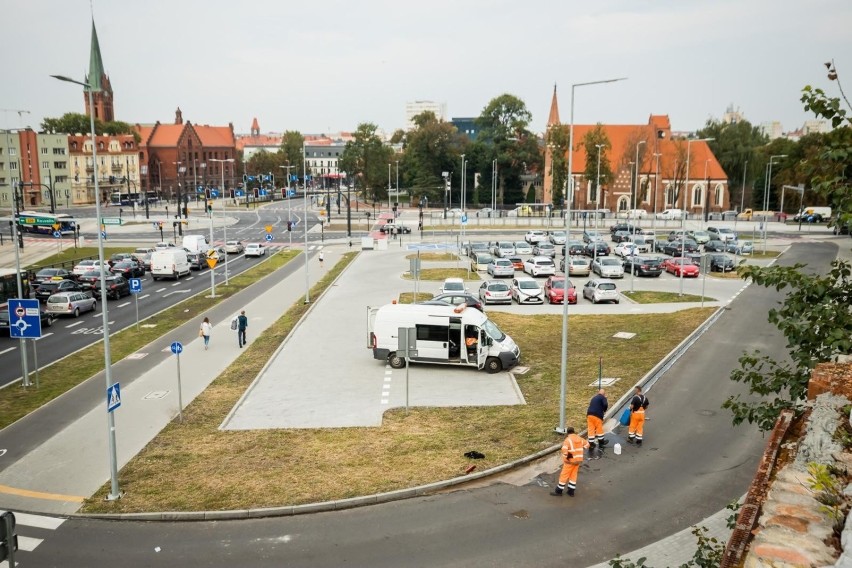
[
  {"x1": 16, "y1": 211, "x2": 77, "y2": 235},
  {"x1": 110, "y1": 191, "x2": 159, "y2": 206}
]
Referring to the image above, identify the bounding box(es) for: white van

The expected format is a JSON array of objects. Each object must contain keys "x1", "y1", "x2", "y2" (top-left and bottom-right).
[
  {"x1": 182, "y1": 234, "x2": 210, "y2": 255},
  {"x1": 151, "y1": 249, "x2": 191, "y2": 280},
  {"x1": 368, "y1": 303, "x2": 520, "y2": 373},
  {"x1": 656, "y1": 209, "x2": 685, "y2": 220}
]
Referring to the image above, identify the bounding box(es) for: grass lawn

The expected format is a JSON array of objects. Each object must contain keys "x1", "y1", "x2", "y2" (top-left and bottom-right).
[
  {"x1": 401, "y1": 268, "x2": 480, "y2": 281},
  {"x1": 82, "y1": 305, "x2": 714, "y2": 513},
  {"x1": 622, "y1": 291, "x2": 717, "y2": 303},
  {"x1": 405, "y1": 252, "x2": 459, "y2": 261},
  {"x1": 398, "y1": 292, "x2": 434, "y2": 303}
]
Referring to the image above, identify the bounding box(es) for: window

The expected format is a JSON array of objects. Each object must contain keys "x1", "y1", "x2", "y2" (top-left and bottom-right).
[
  {"x1": 714, "y1": 183, "x2": 723, "y2": 206},
  {"x1": 42, "y1": 161, "x2": 49, "y2": 169},
  {"x1": 9, "y1": 162, "x2": 17, "y2": 170},
  {"x1": 693, "y1": 184, "x2": 703, "y2": 206},
  {"x1": 665, "y1": 183, "x2": 674, "y2": 206},
  {"x1": 617, "y1": 196, "x2": 629, "y2": 211},
  {"x1": 72, "y1": 142, "x2": 78, "y2": 150},
  {"x1": 53, "y1": 148, "x2": 66, "y2": 155},
  {"x1": 54, "y1": 161, "x2": 67, "y2": 169},
  {"x1": 9, "y1": 148, "x2": 16, "y2": 156},
  {"x1": 41, "y1": 147, "x2": 48, "y2": 155},
  {"x1": 416, "y1": 324, "x2": 448, "y2": 342}
]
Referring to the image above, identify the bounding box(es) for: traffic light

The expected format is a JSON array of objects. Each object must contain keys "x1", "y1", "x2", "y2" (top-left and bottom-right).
[
  {"x1": 0, "y1": 511, "x2": 18, "y2": 563},
  {"x1": 286, "y1": 221, "x2": 292, "y2": 231},
  {"x1": 207, "y1": 204, "x2": 213, "y2": 214}
]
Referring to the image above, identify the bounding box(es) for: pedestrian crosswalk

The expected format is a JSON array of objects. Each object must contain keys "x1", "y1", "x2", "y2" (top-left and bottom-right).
[{"x1": 0, "y1": 511, "x2": 65, "y2": 567}]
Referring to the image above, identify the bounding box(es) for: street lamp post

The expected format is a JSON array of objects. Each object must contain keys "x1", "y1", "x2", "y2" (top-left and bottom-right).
[
  {"x1": 395, "y1": 160, "x2": 399, "y2": 214},
  {"x1": 558, "y1": 76, "x2": 627, "y2": 434},
  {"x1": 491, "y1": 159, "x2": 497, "y2": 213},
  {"x1": 632, "y1": 140, "x2": 645, "y2": 235},
  {"x1": 595, "y1": 144, "x2": 604, "y2": 229},
  {"x1": 460, "y1": 154, "x2": 466, "y2": 243},
  {"x1": 736, "y1": 159, "x2": 748, "y2": 231},
  {"x1": 652, "y1": 152, "x2": 662, "y2": 232},
  {"x1": 210, "y1": 158, "x2": 235, "y2": 291},
  {"x1": 280, "y1": 163, "x2": 295, "y2": 247},
  {"x1": 387, "y1": 163, "x2": 392, "y2": 211},
  {"x1": 679, "y1": 137, "x2": 714, "y2": 296},
  {"x1": 762, "y1": 154, "x2": 787, "y2": 253},
  {"x1": 51, "y1": 73, "x2": 121, "y2": 501},
  {"x1": 303, "y1": 141, "x2": 310, "y2": 304}
]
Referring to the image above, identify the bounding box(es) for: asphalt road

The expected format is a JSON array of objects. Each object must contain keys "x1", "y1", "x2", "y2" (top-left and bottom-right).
[{"x1": 18, "y1": 240, "x2": 836, "y2": 567}]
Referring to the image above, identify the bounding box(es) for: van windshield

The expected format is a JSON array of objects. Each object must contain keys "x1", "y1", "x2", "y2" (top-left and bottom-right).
[{"x1": 482, "y1": 318, "x2": 506, "y2": 341}]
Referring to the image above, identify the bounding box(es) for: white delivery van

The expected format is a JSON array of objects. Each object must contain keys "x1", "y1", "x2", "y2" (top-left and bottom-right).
[
  {"x1": 656, "y1": 209, "x2": 684, "y2": 220},
  {"x1": 182, "y1": 234, "x2": 210, "y2": 255},
  {"x1": 368, "y1": 303, "x2": 520, "y2": 373},
  {"x1": 151, "y1": 249, "x2": 191, "y2": 280}
]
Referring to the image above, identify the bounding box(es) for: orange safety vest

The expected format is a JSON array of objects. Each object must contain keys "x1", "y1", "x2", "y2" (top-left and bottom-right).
[
  {"x1": 562, "y1": 433, "x2": 589, "y2": 464},
  {"x1": 465, "y1": 337, "x2": 477, "y2": 347}
]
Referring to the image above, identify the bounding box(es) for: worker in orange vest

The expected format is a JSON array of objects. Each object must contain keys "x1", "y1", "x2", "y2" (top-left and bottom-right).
[
  {"x1": 627, "y1": 385, "x2": 650, "y2": 446},
  {"x1": 586, "y1": 389, "x2": 608, "y2": 458},
  {"x1": 550, "y1": 427, "x2": 590, "y2": 497}
]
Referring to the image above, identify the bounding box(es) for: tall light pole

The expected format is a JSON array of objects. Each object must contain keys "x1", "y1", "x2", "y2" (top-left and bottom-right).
[
  {"x1": 387, "y1": 163, "x2": 392, "y2": 211},
  {"x1": 491, "y1": 159, "x2": 497, "y2": 212},
  {"x1": 394, "y1": 160, "x2": 399, "y2": 214},
  {"x1": 762, "y1": 154, "x2": 787, "y2": 253},
  {"x1": 303, "y1": 140, "x2": 310, "y2": 304},
  {"x1": 558, "y1": 76, "x2": 627, "y2": 434},
  {"x1": 702, "y1": 158, "x2": 710, "y2": 227},
  {"x1": 736, "y1": 159, "x2": 748, "y2": 231},
  {"x1": 280, "y1": 162, "x2": 295, "y2": 247},
  {"x1": 595, "y1": 144, "x2": 604, "y2": 229},
  {"x1": 51, "y1": 73, "x2": 121, "y2": 501},
  {"x1": 460, "y1": 154, "x2": 466, "y2": 243},
  {"x1": 679, "y1": 137, "x2": 714, "y2": 296},
  {"x1": 210, "y1": 158, "x2": 234, "y2": 287},
  {"x1": 652, "y1": 152, "x2": 662, "y2": 232},
  {"x1": 632, "y1": 140, "x2": 645, "y2": 233}
]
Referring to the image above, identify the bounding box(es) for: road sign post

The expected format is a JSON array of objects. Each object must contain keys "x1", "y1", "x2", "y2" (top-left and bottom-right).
[
  {"x1": 397, "y1": 327, "x2": 417, "y2": 413},
  {"x1": 207, "y1": 249, "x2": 219, "y2": 297},
  {"x1": 107, "y1": 383, "x2": 121, "y2": 412},
  {"x1": 170, "y1": 341, "x2": 184, "y2": 422},
  {"x1": 129, "y1": 278, "x2": 142, "y2": 329},
  {"x1": 8, "y1": 298, "x2": 42, "y2": 387}
]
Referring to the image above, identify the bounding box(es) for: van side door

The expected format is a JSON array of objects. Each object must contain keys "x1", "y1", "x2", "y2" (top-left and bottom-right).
[
  {"x1": 414, "y1": 323, "x2": 450, "y2": 362},
  {"x1": 477, "y1": 328, "x2": 488, "y2": 370}
]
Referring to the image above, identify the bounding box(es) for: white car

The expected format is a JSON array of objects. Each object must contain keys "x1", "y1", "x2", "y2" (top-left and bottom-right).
[
  {"x1": 511, "y1": 277, "x2": 544, "y2": 304},
  {"x1": 224, "y1": 240, "x2": 244, "y2": 254},
  {"x1": 439, "y1": 277, "x2": 467, "y2": 294},
  {"x1": 154, "y1": 241, "x2": 176, "y2": 250},
  {"x1": 244, "y1": 243, "x2": 266, "y2": 257},
  {"x1": 613, "y1": 243, "x2": 639, "y2": 258},
  {"x1": 592, "y1": 257, "x2": 625, "y2": 278},
  {"x1": 513, "y1": 241, "x2": 533, "y2": 255},
  {"x1": 548, "y1": 231, "x2": 567, "y2": 245},
  {"x1": 707, "y1": 226, "x2": 738, "y2": 242},
  {"x1": 487, "y1": 258, "x2": 515, "y2": 278},
  {"x1": 583, "y1": 279, "x2": 620, "y2": 304},
  {"x1": 561, "y1": 256, "x2": 592, "y2": 276},
  {"x1": 524, "y1": 230, "x2": 547, "y2": 244},
  {"x1": 523, "y1": 256, "x2": 556, "y2": 277},
  {"x1": 492, "y1": 242, "x2": 516, "y2": 258}
]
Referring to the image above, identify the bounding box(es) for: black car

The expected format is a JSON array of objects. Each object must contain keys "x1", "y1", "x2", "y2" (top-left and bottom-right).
[
  {"x1": 583, "y1": 241, "x2": 610, "y2": 257},
  {"x1": 609, "y1": 223, "x2": 638, "y2": 235},
  {"x1": 34, "y1": 279, "x2": 83, "y2": 302},
  {"x1": 704, "y1": 239, "x2": 727, "y2": 252},
  {"x1": 622, "y1": 256, "x2": 663, "y2": 277},
  {"x1": 563, "y1": 241, "x2": 586, "y2": 256},
  {"x1": 420, "y1": 292, "x2": 484, "y2": 312},
  {"x1": 0, "y1": 308, "x2": 55, "y2": 334},
  {"x1": 76, "y1": 270, "x2": 103, "y2": 292},
  {"x1": 706, "y1": 253, "x2": 735, "y2": 272},
  {"x1": 111, "y1": 260, "x2": 145, "y2": 279},
  {"x1": 662, "y1": 240, "x2": 699, "y2": 256},
  {"x1": 88, "y1": 275, "x2": 131, "y2": 300},
  {"x1": 33, "y1": 268, "x2": 72, "y2": 288},
  {"x1": 188, "y1": 252, "x2": 206, "y2": 271},
  {"x1": 379, "y1": 223, "x2": 412, "y2": 234},
  {"x1": 611, "y1": 230, "x2": 633, "y2": 243}
]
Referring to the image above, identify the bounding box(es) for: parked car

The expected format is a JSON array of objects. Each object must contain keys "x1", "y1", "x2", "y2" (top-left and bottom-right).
[
  {"x1": 111, "y1": 260, "x2": 145, "y2": 279},
  {"x1": 245, "y1": 243, "x2": 267, "y2": 257},
  {"x1": 662, "y1": 240, "x2": 699, "y2": 256},
  {"x1": 662, "y1": 257, "x2": 700, "y2": 277},
  {"x1": 423, "y1": 292, "x2": 484, "y2": 312},
  {"x1": 622, "y1": 255, "x2": 663, "y2": 277},
  {"x1": 34, "y1": 279, "x2": 82, "y2": 302},
  {"x1": 134, "y1": 247, "x2": 156, "y2": 256},
  {"x1": 379, "y1": 223, "x2": 411, "y2": 234},
  {"x1": 507, "y1": 256, "x2": 525, "y2": 271},
  {"x1": 610, "y1": 223, "x2": 638, "y2": 235},
  {"x1": 611, "y1": 230, "x2": 633, "y2": 243},
  {"x1": 688, "y1": 230, "x2": 711, "y2": 244},
  {"x1": 548, "y1": 231, "x2": 567, "y2": 245},
  {"x1": 478, "y1": 280, "x2": 512, "y2": 305},
  {"x1": 706, "y1": 253, "x2": 735, "y2": 272},
  {"x1": 656, "y1": 209, "x2": 685, "y2": 220},
  {"x1": 76, "y1": 270, "x2": 103, "y2": 292},
  {"x1": 90, "y1": 275, "x2": 131, "y2": 300},
  {"x1": 564, "y1": 240, "x2": 587, "y2": 256},
  {"x1": 707, "y1": 226, "x2": 737, "y2": 242},
  {"x1": 154, "y1": 241, "x2": 176, "y2": 250},
  {"x1": 439, "y1": 277, "x2": 467, "y2": 294},
  {"x1": 583, "y1": 241, "x2": 611, "y2": 257},
  {"x1": 187, "y1": 252, "x2": 206, "y2": 270},
  {"x1": 513, "y1": 241, "x2": 533, "y2": 255},
  {"x1": 704, "y1": 239, "x2": 727, "y2": 252},
  {"x1": 487, "y1": 258, "x2": 515, "y2": 278},
  {"x1": 613, "y1": 242, "x2": 639, "y2": 258},
  {"x1": 582, "y1": 230, "x2": 605, "y2": 244},
  {"x1": 467, "y1": 242, "x2": 491, "y2": 259},
  {"x1": 224, "y1": 240, "x2": 244, "y2": 254},
  {"x1": 492, "y1": 241, "x2": 515, "y2": 258},
  {"x1": 544, "y1": 276, "x2": 577, "y2": 305},
  {"x1": 532, "y1": 242, "x2": 556, "y2": 258},
  {"x1": 560, "y1": 255, "x2": 592, "y2": 276},
  {"x1": 45, "y1": 291, "x2": 97, "y2": 318},
  {"x1": 725, "y1": 240, "x2": 754, "y2": 255},
  {"x1": 511, "y1": 277, "x2": 544, "y2": 304},
  {"x1": 136, "y1": 252, "x2": 153, "y2": 271},
  {"x1": 33, "y1": 268, "x2": 71, "y2": 288},
  {"x1": 109, "y1": 252, "x2": 137, "y2": 266},
  {"x1": 523, "y1": 256, "x2": 556, "y2": 277},
  {"x1": 583, "y1": 279, "x2": 620, "y2": 304},
  {"x1": 667, "y1": 230, "x2": 689, "y2": 242},
  {"x1": 524, "y1": 230, "x2": 547, "y2": 244},
  {"x1": 592, "y1": 256, "x2": 625, "y2": 279}
]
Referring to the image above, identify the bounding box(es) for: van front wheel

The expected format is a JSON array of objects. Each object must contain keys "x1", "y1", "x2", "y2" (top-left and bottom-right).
[
  {"x1": 485, "y1": 357, "x2": 502, "y2": 374},
  {"x1": 388, "y1": 353, "x2": 406, "y2": 369}
]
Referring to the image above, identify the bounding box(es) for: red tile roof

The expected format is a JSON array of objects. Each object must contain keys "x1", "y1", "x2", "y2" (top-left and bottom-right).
[{"x1": 193, "y1": 124, "x2": 235, "y2": 148}]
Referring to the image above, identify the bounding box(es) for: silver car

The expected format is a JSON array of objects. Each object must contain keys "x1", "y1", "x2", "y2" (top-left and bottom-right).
[
  {"x1": 46, "y1": 291, "x2": 97, "y2": 318},
  {"x1": 513, "y1": 241, "x2": 533, "y2": 255},
  {"x1": 511, "y1": 277, "x2": 544, "y2": 304},
  {"x1": 532, "y1": 242, "x2": 557, "y2": 258},
  {"x1": 592, "y1": 256, "x2": 625, "y2": 278},
  {"x1": 561, "y1": 255, "x2": 592, "y2": 276},
  {"x1": 548, "y1": 231, "x2": 567, "y2": 245},
  {"x1": 478, "y1": 280, "x2": 512, "y2": 305},
  {"x1": 487, "y1": 258, "x2": 515, "y2": 278},
  {"x1": 583, "y1": 279, "x2": 620, "y2": 304}
]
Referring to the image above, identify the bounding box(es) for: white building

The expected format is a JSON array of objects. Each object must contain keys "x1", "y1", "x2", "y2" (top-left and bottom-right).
[{"x1": 405, "y1": 100, "x2": 447, "y2": 129}]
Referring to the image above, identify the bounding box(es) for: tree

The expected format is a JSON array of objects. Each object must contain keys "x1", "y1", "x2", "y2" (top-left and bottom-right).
[
  {"x1": 581, "y1": 124, "x2": 614, "y2": 207},
  {"x1": 696, "y1": 118, "x2": 768, "y2": 210},
  {"x1": 399, "y1": 112, "x2": 468, "y2": 206},
  {"x1": 279, "y1": 131, "x2": 305, "y2": 175},
  {"x1": 40, "y1": 112, "x2": 139, "y2": 142},
  {"x1": 339, "y1": 123, "x2": 393, "y2": 203},
  {"x1": 547, "y1": 125, "x2": 569, "y2": 208}
]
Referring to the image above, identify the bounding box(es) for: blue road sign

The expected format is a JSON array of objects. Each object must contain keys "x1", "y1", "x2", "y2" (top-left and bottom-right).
[
  {"x1": 129, "y1": 278, "x2": 142, "y2": 294},
  {"x1": 8, "y1": 298, "x2": 42, "y2": 339},
  {"x1": 197, "y1": 185, "x2": 204, "y2": 193},
  {"x1": 259, "y1": 189, "x2": 267, "y2": 196},
  {"x1": 101, "y1": 230, "x2": 107, "y2": 239},
  {"x1": 235, "y1": 190, "x2": 245, "y2": 197},
  {"x1": 461, "y1": 214, "x2": 468, "y2": 224},
  {"x1": 265, "y1": 234, "x2": 274, "y2": 242},
  {"x1": 210, "y1": 190, "x2": 219, "y2": 198},
  {"x1": 107, "y1": 383, "x2": 121, "y2": 412},
  {"x1": 170, "y1": 341, "x2": 183, "y2": 355},
  {"x1": 52, "y1": 230, "x2": 61, "y2": 238}
]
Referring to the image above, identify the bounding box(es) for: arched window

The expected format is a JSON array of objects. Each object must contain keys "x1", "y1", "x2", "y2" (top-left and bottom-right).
[
  {"x1": 693, "y1": 184, "x2": 703, "y2": 207},
  {"x1": 587, "y1": 179, "x2": 598, "y2": 204},
  {"x1": 665, "y1": 183, "x2": 674, "y2": 207},
  {"x1": 641, "y1": 177, "x2": 649, "y2": 203},
  {"x1": 617, "y1": 196, "x2": 629, "y2": 211},
  {"x1": 714, "y1": 183, "x2": 724, "y2": 206}
]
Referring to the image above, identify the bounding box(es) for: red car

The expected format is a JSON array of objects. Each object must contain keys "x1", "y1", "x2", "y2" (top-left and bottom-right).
[
  {"x1": 544, "y1": 276, "x2": 577, "y2": 304},
  {"x1": 508, "y1": 256, "x2": 525, "y2": 271},
  {"x1": 662, "y1": 258, "x2": 700, "y2": 277}
]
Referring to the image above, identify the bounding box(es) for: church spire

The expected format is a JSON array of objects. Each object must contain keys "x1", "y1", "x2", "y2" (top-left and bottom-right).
[
  {"x1": 86, "y1": 19, "x2": 105, "y2": 92},
  {"x1": 83, "y1": 18, "x2": 115, "y2": 122},
  {"x1": 547, "y1": 84, "x2": 560, "y2": 127}
]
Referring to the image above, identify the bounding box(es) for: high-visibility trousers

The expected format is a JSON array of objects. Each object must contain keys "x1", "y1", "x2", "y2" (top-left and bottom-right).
[
  {"x1": 557, "y1": 459, "x2": 582, "y2": 491},
  {"x1": 587, "y1": 415, "x2": 604, "y2": 444},
  {"x1": 628, "y1": 408, "x2": 645, "y2": 441}
]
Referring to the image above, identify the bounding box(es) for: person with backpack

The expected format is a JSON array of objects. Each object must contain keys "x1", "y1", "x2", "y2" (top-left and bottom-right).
[
  {"x1": 627, "y1": 385, "x2": 650, "y2": 446},
  {"x1": 236, "y1": 310, "x2": 248, "y2": 348}
]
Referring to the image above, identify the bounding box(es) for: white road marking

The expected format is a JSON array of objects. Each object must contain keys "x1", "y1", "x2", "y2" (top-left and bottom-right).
[
  {"x1": 16, "y1": 534, "x2": 44, "y2": 552},
  {"x1": 14, "y1": 512, "x2": 66, "y2": 530},
  {"x1": 186, "y1": 276, "x2": 194, "y2": 280},
  {"x1": 155, "y1": 288, "x2": 166, "y2": 293},
  {"x1": 381, "y1": 399, "x2": 389, "y2": 405},
  {"x1": 171, "y1": 282, "x2": 181, "y2": 287},
  {"x1": 139, "y1": 294, "x2": 150, "y2": 299},
  {"x1": 39, "y1": 332, "x2": 54, "y2": 339},
  {"x1": 65, "y1": 321, "x2": 84, "y2": 328},
  {"x1": 117, "y1": 302, "x2": 131, "y2": 308},
  {"x1": 0, "y1": 347, "x2": 15, "y2": 355}
]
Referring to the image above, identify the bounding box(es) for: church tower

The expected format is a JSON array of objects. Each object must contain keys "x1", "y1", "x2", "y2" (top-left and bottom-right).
[
  {"x1": 542, "y1": 85, "x2": 561, "y2": 204},
  {"x1": 84, "y1": 19, "x2": 115, "y2": 122}
]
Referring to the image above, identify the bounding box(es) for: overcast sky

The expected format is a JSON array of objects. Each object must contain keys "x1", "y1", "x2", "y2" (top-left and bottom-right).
[{"x1": 3, "y1": 0, "x2": 850, "y2": 136}]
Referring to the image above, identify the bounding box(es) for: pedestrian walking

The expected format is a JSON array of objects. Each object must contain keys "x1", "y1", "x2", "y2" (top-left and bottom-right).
[
  {"x1": 200, "y1": 317, "x2": 212, "y2": 350},
  {"x1": 551, "y1": 427, "x2": 589, "y2": 497},
  {"x1": 237, "y1": 310, "x2": 248, "y2": 348},
  {"x1": 586, "y1": 389, "x2": 608, "y2": 458},
  {"x1": 627, "y1": 385, "x2": 650, "y2": 446},
  {"x1": 319, "y1": 251, "x2": 325, "y2": 266}
]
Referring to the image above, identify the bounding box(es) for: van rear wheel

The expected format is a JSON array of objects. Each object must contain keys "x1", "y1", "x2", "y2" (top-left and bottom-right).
[
  {"x1": 389, "y1": 353, "x2": 406, "y2": 369},
  {"x1": 485, "y1": 357, "x2": 502, "y2": 374}
]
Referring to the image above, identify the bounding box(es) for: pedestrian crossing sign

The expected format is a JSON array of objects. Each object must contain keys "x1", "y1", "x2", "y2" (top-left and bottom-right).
[{"x1": 107, "y1": 383, "x2": 121, "y2": 412}]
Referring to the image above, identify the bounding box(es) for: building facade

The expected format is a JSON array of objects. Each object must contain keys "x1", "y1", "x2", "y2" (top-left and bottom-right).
[
  {"x1": 0, "y1": 130, "x2": 73, "y2": 211},
  {"x1": 406, "y1": 100, "x2": 447, "y2": 129},
  {"x1": 68, "y1": 134, "x2": 139, "y2": 205}
]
